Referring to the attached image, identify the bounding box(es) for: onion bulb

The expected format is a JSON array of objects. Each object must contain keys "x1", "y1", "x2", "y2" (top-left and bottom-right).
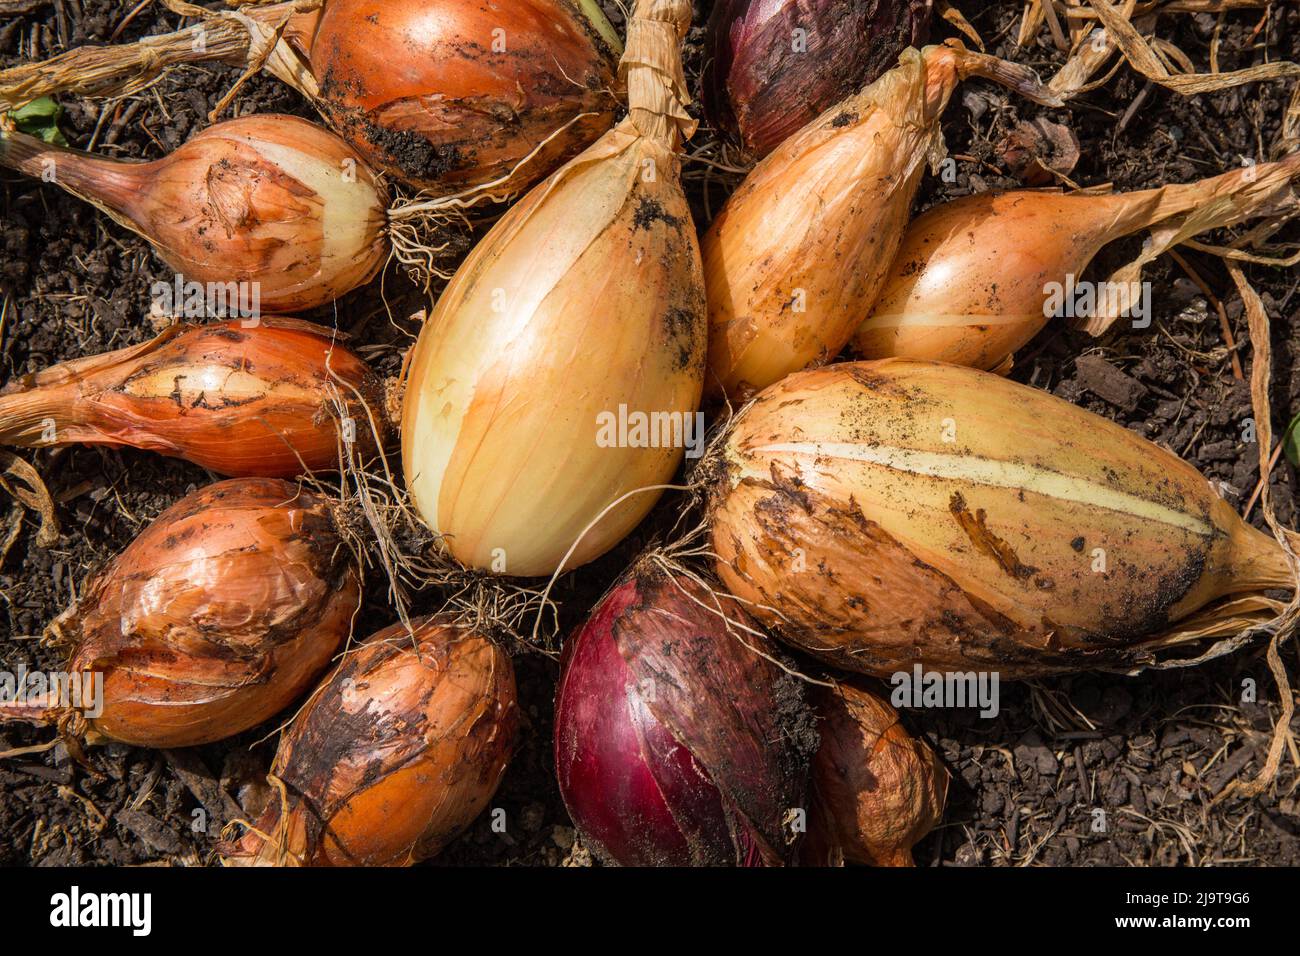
[
  {"x1": 0, "y1": 479, "x2": 359, "y2": 747},
  {"x1": 0, "y1": 115, "x2": 388, "y2": 313},
  {"x1": 806, "y1": 681, "x2": 947, "y2": 866},
  {"x1": 852, "y1": 153, "x2": 1300, "y2": 371},
  {"x1": 704, "y1": 0, "x2": 933, "y2": 158},
  {"x1": 0, "y1": 318, "x2": 386, "y2": 478},
  {"x1": 554, "y1": 562, "x2": 818, "y2": 866},
  {"x1": 225, "y1": 616, "x2": 517, "y2": 866},
  {"x1": 709, "y1": 360, "x2": 1294, "y2": 679},
  {"x1": 289, "y1": 0, "x2": 622, "y2": 192},
  {"x1": 0, "y1": 0, "x2": 622, "y2": 195},
  {"x1": 401, "y1": 0, "x2": 707, "y2": 577},
  {"x1": 701, "y1": 41, "x2": 1061, "y2": 403}
]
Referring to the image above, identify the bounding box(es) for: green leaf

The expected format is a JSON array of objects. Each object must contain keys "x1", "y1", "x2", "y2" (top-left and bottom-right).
[
  {"x1": 8, "y1": 97, "x2": 68, "y2": 146},
  {"x1": 1283, "y1": 413, "x2": 1300, "y2": 468}
]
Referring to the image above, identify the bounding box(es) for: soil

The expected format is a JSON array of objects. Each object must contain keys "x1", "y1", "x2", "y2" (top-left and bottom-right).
[{"x1": 1, "y1": 0, "x2": 1298, "y2": 867}]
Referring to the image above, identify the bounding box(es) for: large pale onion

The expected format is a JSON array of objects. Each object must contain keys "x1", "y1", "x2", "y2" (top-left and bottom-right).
[
  {"x1": 709, "y1": 360, "x2": 1294, "y2": 679},
  {"x1": 401, "y1": 0, "x2": 705, "y2": 577}
]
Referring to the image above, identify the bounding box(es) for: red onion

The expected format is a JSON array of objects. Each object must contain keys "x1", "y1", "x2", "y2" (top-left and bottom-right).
[
  {"x1": 554, "y1": 562, "x2": 818, "y2": 866},
  {"x1": 704, "y1": 0, "x2": 934, "y2": 157}
]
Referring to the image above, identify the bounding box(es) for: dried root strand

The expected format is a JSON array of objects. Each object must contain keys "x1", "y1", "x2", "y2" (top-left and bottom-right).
[{"x1": 1210, "y1": 265, "x2": 1300, "y2": 803}]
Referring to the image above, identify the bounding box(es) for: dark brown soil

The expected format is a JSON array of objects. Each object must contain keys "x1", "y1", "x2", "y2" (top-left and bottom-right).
[{"x1": 1, "y1": 0, "x2": 1297, "y2": 867}]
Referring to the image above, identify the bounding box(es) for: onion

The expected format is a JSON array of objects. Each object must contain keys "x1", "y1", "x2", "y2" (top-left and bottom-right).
[
  {"x1": 806, "y1": 681, "x2": 947, "y2": 867},
  {"x1": 401, "y1": 0, "x2": 707, "y2": 577},
  {"x1": 0, "y1": 318, "x2": 386, "y2": 478},
  {"x1": 0, "y1": 0, "x2": 622, "y2": 195},
  {"x1": 0, "y1": 115, "x2": 388, "y2": 313},
  {"x1": 709, "y1": 360, "x2": 1294, "y2": 679},
  {"x1": 704, "y1": 0, "x2": 933, "y2": 158},
  {"x1": 293, "y1": 0, "x2": 621, "y2": 192},
  {"x1": 702, "y1": 41, "x2": 1062, "y2": 403},
  {"x1": 225, "y1": 616, "x2": 517, "y2": 866},
  {"x1": 0, "y1": 478, "x2": 359, "y2": 747},
  {"x1": 554, "y1": 562, "x2": 818, "y2": 866},
  {"x1": 852, "y1": 153, "x2": 1300, "y2": 371}
]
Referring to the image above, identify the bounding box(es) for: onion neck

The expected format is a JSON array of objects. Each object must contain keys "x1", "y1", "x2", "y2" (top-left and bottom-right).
[
  {"x1": 1227, "y1": 521, "x2": 1297, "y2": 595},
  {"x1": 0, "y1": 382, "x2": 86, "y2": 446},
  {"x1": 1100, "y1": 150, "x2": 1300, "y2": 243},
  {"x1": 620, "y1": 0, "x2": 695, "y2": 150},
  {"x1": 939, "y1": 40, "x2": 1064, "y2": 112},
  {"x1": 0, "y1": 130, "x2": 151, "y2": 231}
]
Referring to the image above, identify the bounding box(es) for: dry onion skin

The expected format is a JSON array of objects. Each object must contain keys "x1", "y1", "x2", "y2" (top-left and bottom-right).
[
  {"x1": 554, "y1": 562, "x2": 817, "y2": 866},
  {"x1": 805, "y1": 681, "x2": 947, "y2": 867},
  {"x1": 225, "y1": 616, "x2": 517, "y2": 867},
  {"x1": 401, "y1": 0, "x2": 706, "y2": 577},
  {"x1": 709, "y1": 360, "x2": 1294, "y2": 679},
  {"x1": 701, "y1": 40, "x2": 1061, "y2": 404},
  {"x1": 852, "y1": 153, "x2": 1300, "y2": 371},
  {"x1": 0, "y1": 318, "x2": 386, "y2": 478},
  {"x1": 0, "y1": 0, "x2": 623, "y2": 196},
  {"x1": 703, "y1": 0, "x2": 933, "y2": 158},
  {"x1": 0, "y1": 479, "x2": 359, "y2": 748},
  {"x1": 0, "y1": 114, "x2": 388, "y2": 313}
]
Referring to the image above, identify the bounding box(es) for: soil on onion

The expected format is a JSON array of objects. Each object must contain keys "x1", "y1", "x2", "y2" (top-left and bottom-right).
[{"x1": 1, "y1": 0, "x2": 1298, "y2": 867}]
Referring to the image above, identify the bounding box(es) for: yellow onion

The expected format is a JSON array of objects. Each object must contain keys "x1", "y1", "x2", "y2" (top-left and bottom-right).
[
  {"x1": 0, "y1": 0, "x2": 622, "y2": 196},
  {"x1": 805, "y1": 680, "x2": 947, "y2": 867},
  {"x1": 225, "y1": 616, "x2": 517, "y2": 867},
  {"x1": 852, "y1": 153, "x2": 1300, "y2": 371},
  {"x1": 0, "y1": 318, "x2": 386, "y2": 478},
  {"x1": 709, "y1": 360, "x2": 1294, "y2": 679},
  {"x1": 0, "y1": 479, "x2": 359, "y2": 747},
  {"x1": 0, "y1": 115, "x2": 387, "y2": 313},
  {"x1": 701, "y1": 41, "x2": 1061, "y2": 403},
  {"x1": 293, "y1": 0, "x2": 621, "y2": 192},
  {"x1": 401, "y1": 0, "x2": 705, "y2": 577}
]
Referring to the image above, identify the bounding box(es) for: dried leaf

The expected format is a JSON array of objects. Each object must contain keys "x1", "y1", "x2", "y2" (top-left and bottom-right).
[{"x1": 1092, "y1": 0, "x2": 1300, "y2": 95}]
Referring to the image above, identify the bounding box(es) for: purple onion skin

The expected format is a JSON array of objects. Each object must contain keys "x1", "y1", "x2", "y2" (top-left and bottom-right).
[
  {"x1": 704, "y1": 0, "x2": 934, "y2": 158},
  {"x1": 554, "y1": 565, "x2": 817, "y2": 866}
]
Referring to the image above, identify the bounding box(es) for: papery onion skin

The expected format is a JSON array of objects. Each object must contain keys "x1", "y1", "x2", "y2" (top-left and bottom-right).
[
  {"x1": 709, "y1": 360, "x2": 1293, "y2": 679},
  {"x1": 554, "y1": 563, "x2": 819, "y2": 866},
  {"x1": 851, "y1": 155, "x2": 1300, "y2": 371},
  {"x1": 806, "y1": 681, "x2": 947, "y2": 867},
  {"x1": 225, "y1": 616, "x2": 517, "y2": 867},
  {"x1": 401, "y1": 0, "x2": 706, "y2": 577},
  {"x1": 0, "y1": 115, "x2": 388, "y2": 313},
  {"x1": 290, "y1": 0, "x2": 622, "y2": 193},
  {"x1": 0, "y1": 318, "x2": 386, "y2": 477},
  {"x1": 704, "y1": 0, "x2": 933, "y2": 158},
  {"x1": 42, "y1": 479, "x2": 358, "y2": 748},
  {"x1": 701, "y1": 42, "x2": 1059, "y2": 403}
]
